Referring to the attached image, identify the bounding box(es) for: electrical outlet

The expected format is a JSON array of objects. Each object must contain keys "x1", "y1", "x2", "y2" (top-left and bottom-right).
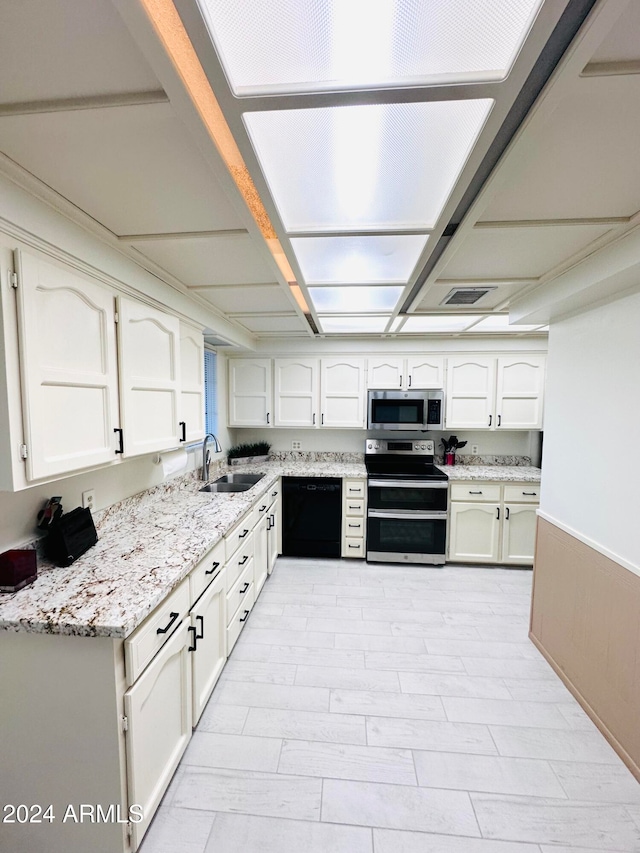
[
  {"x1": 292, "y1": 441, "x2": 302, "y2": 451},
  {"x1": 471, "y1": 444, "x2": 479, "y2": 455},
  {"x1": 82, "y1": 489, "x2": 95, "y2": 511}
]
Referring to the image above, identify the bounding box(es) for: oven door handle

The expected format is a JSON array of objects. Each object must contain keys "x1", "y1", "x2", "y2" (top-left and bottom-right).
[
  {"x1": 368, "y1": 479, "x2": 449, "y2": 489},
  {"x1": 368, "y1": 509, "x2": 448, "y2": 520}
]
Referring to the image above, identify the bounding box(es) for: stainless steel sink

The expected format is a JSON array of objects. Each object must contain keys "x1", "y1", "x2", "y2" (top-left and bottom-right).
[
  {"x1": 214, "y1": 473, "x2": 264, "y2": 485},
  {"x1": 199, "y1": 472, "x2": 264, "y2": 493}
]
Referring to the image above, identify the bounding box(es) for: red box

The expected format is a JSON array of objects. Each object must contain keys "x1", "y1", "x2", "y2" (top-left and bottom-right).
[{"x1": 0, "y1": 549, "x2": 38, "y2": 593}]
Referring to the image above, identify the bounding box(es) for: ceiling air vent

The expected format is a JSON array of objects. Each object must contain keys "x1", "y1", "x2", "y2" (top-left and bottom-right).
[{"x1": 441, "y1": 286, "x2": 496, "y2": 306}]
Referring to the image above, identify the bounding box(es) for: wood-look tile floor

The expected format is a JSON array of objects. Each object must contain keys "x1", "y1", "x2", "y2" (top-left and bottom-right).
[{"x1": 140, "y1": 558, "x2": 640, "y2": 853}]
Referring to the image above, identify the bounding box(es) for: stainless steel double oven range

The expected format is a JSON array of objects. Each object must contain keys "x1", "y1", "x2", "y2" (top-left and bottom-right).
[{"x1": 365, "y1": 439, "x2": 448, "y2": 565}]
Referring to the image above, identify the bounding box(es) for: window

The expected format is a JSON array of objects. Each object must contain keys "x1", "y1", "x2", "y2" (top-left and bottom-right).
[{"x1": 204, "y1": 349, "x2": 218, "y2": 435}]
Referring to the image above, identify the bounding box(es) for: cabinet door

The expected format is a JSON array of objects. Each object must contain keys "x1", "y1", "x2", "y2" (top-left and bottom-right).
[
  {"x1": 191, "y1": 568, "x2": 226, "y2": 724},
  {"x1": 228, "y1": 359, "x2": 272, "y2": 427},
  {"x1": 179, "y1": 323, "x2": 205, "y2": 443},
  {"x1": 502, "y1": 504, "x2": 538, "y2": 564},
  {"x1": 496, "y1": 356, "x2": 545, "y2": 429},
  {"x1": 321, "y1": 358, "x2": 366, "y2": 427},
  {"x1": 124, "y1": 621, "x2": 192, "y2": 850},
  {"x1": 117, "y1": 296, "x2": 181, "y2": 457},
  {"x1": 254, "y1": 512, "x2": 269, "y2": 596},
  {"x1": 367, "y1": 358, "x2": 404, "y2": 389},
  {"x1": 15, "y1": 249, "x2": 120, "y2": 480},
  {"x1": 446, "y1": 357, "x2": 496, "y2": 429},
  {"x1": 274, "y1": 358, "x2": 318, "y2": 427},
  {"x1": 449, "y1": 502, "x2": 500, "y2": 563},
  {"x1": 406, "y1": 356, "x2": 444, "y2": 389}
]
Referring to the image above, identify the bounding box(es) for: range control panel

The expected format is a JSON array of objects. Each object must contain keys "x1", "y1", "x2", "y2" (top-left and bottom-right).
[{"x1": 365, "y1": 439, "x2": 434, "y2": 455}]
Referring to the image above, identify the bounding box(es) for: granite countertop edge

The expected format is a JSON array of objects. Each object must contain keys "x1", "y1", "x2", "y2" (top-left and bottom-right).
[{"x1": 0, "y1": 459, "x2": 540, "y2": 638}]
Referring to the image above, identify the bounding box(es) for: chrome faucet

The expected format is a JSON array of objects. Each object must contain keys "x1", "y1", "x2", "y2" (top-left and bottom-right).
[{"x1": 201, "y1": 433, "x2": 222, "y2": 481}]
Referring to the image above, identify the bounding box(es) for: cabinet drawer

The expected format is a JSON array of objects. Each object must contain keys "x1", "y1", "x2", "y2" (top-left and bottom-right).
[
  {"x1": 226, "y1": 531, "x2": 254, "y2": 589},
  {"x1": 450, "y1": 483, "x2": 501, "y2": 503},
  {"x1": 227, "y1": 586, "x2": 254, "y2": 653},
  {"x1": 344, "y1": 537, "x2": 365, "y2": 558},
  {"x1": 226, "y1": 559, "x2": 254, "y2": 626},
  {"x1": 344, "y1": 480, "x2": 365, "y2": 499},
  {"x1": 344, "y1": 498, "x2": 365, "y2": 517},
  {"x1": 189, "y1": 539, "x2": 225, "y2": 606},
  {"x1": 344, "y1": 518, "x2": 365, "y2": 536},
  {"x1": 503, "y1": 484, "x2": 540, "y2": 503},
  {"x1": 125, "y1": 579, "x2": 190, "y2": 685},
  {"x1": 225, "y1": 515, "x2": 253, "y2": 562}
]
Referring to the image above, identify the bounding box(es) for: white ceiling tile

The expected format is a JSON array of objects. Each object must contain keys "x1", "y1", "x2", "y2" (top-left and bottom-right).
[
  {"x1": 131, "y1": 234, "x2": 276, "y2": 286},
  {"x1": 200, "y1": 285, "x2": 292, "y2": 313},
  {"x1": 198, "y1": 0, "x2": 543, "y2": 95},
  {"x1": 0, "y1": 0, "x2": 160, "y2": 104},
  {"x1": 480, "y1": 76, "x2": 640, "y2": 221},
  {"x1": 291, "y1": 235, "x2": 428, "y2": 284},
  {"x1": 308, "y1": 286, "x2": 403, "y2": 313},
  {"x1": 0, "y1": 103, "x2": 244, "y2": 234},
  {"x1": 466, "y1": 315, "x2": 547, "y2": 332},
  {"x1": 442, "y1": 223, "x2": 614, "y2": 279},
  {"x1": 244, "y1": 100, "x2": 492, "y2": 231},
  {"x1": 232, "y1": 314, "x2": 308, "y2": 333},
  {"x1": 588, "y1": 2, "x2": 640, "y2": 65}
]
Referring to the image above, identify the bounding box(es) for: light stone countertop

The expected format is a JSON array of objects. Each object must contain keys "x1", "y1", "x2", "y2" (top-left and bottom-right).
[{"x1": 0, "y1": 457, "x2": 540, "y2": 638}]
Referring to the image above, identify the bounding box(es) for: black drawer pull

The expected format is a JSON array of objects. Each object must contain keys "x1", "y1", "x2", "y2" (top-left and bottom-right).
[
  {"x1": 348, "y1": 504, "x2": 360, "y2": 509},
  {"x1": 187, "y1": 625, "x2": 197, "y2": 652},
  {"x1": 114, "y1": 427, "x2": 124, "y2": 455},
  {"x1": 498, "y1": 414, "x2": 502, "y2": 427},
  {"x1": 195, "y1": 615, "x2": 204, "y2": 639},
  {"x1": 239, "y1": 609, "x2": 250, "y2": 623},
  {"x1": 271, "y1": 491, "x2": 278, "y2": 497},
  {"x1": 260, "y1": 505, "x2": 267, "y2": 512},
  {"x1": 488, "y1": 415, "x2": 492, "y2": 427},
  {"x1": 267, "y1": 517, "x2": 272, "y2": 530},
  {"x1": 506, "y1": 507, "x2": 510, "y2": 520},
  {"x1": 179, "y1": 421, "x2": 186, "y2": 442},
  {"x1": 239, "y1": 555, "x2": 249, "y2": 565},
  {"x1": 348, "y1": 523, "x2": 360, "y2": 528},
  {"x1": 469, "y1": 490, "x2": 483, "y2": 494},
  {"x1": 496, "y1": 507, "x2": 500, "y2": 520},
  {"x1": 239, "y1": 529, "x2": 249, "y2": 539},
  {"x1": 156, "y1": 611, "x2": 179, "y2": 635},
  {"x1": 240, "y1": 582, "x2": 250, "y2": 594},
  {"x1": 349, "y1": 488, "x2": 360, "y2": 492},
  {"x1": 523, "y1": 491, "x2": 537, "y2": 496},
  {"x1": 348, "y1": 544, "x2": 360, "y2": 549},
  {"x1": 205, "y1": 560, "x2": 220, "y2": 575},
  {"x1": 270, "y1": 513, "x2": 275, "y2": 525}
]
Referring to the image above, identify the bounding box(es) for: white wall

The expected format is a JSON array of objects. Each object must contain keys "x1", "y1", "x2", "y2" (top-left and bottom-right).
[{"x1": 540, "y1": 290, "x2": 640, "y2": 572}]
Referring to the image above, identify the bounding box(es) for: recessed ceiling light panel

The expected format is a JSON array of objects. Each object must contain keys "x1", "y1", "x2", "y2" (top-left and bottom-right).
[
  {"x1": 401, "y1": 315, "x2": 483, "y2": 333},
  {"x1": 318, "y1": 315, "x2": 390, "y2": 333},
  {"x1": 198, "y1": 0, "x2": 544, "y2": 96},
  {"x1": 244, "y1": 101, "x2": 493, "y2": 232},
  {"x1": 291, "y1": 235, "x2": 428, "y2": 284},
  {"x1": 308, "y1": 285, "x2": 403, "y2": 313}
]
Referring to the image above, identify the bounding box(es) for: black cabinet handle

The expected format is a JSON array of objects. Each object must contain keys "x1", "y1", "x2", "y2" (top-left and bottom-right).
[
  {"x1": 399, "y1": 375, "x2": 402, "y2": 387},
  {"x1": 187, "y1": 625, "x2": 197, "y2": 652},
  {"x1": 179, "y1": 421, "x2": 186, "y2": 442},
  {"x1": 348, "y1": 488, "x2": 360, "y2": 492},
  {"x1": 114, "y1": 427, "x2": 124, "y2": 455},
  {"x1": 348, "y1": 523, "x2": 360, "y2": 528},
  {"x1": 506, "y1": 507, "x2": 510, "y2": 520},
  {"x1": 321, "y1": 413, "x2": 324, "y2": 425},
  {"x1": 266, "y1": 412, "x2": 270, "y2": 424},
  {"x1": 239, "y1": 529, "x2": 249, "y2": 539},
  {"x1": 523, "y1": 491, "x2": 538, "y2": 496},
  {"x1": 195, "y1": 615, "x2": 204, "y2": 639},
  {"x1": 239, "y1": 555, "x2": 248, "y2": 566},
  {"x1": 469, "y1": 490, "x2": 483, "y2": 494},
  {"x1": 498, "y1": 414, "x2": 502, "y2": 427},
  {"x1": 348, "y1": 504, "x2": 360, "y2": 510},
  {"x1": 408, "y1": 375, "x2": 412, "y2": 387},
  {"x1": 157, "y1": 611, "x2": 179, "y2": 635},
  {"x1": 240, "y1": 582, "x2": 250, "y2": 594},
  {"x1": 239, "y1": 609, "x2": 250, "y2": 623},
  {"x1": 271, "y1": 491, "x2": 278, "y2": 497},
  {"x1": 488, "y1": 415, "x2": 492, "y2": 427},
  {"x1": 267, "y1": 517, "x2": 272, "y2": 530},
  {"x1": 205, "y1": 560, "x2": 220, "y2": 576},
  {"x1": 270, "y1": 513, "x2": 275, "y2": 525},
  {"x1": 496, "y1": 507, "x2": 500, "y2": 520},
  {"x1": 260, "y1": 505, "x2": 267, "y2": 512},
  {"x1": 348, "y1": 544, "x2": 360, "y2": 549},
  {"x1": 313, "y1": 413, "x2": 316, "y2": 425}
]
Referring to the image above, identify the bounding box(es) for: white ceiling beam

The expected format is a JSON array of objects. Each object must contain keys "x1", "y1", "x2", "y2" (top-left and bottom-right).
[
  {"x1": 475, "y1": 216, "x2": 630, "y2": 229},
  {"x1": 0, "y1": 91, "x2": 168, "y2": 116},
  {"x1": 581, "y1": 59, "x2": 640, "y2": 76},
  {"x1": 118, "y1": 228, "x2": 247, "y2": 241}
]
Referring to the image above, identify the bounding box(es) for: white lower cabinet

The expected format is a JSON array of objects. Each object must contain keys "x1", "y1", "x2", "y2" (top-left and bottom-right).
[
  {"x1": 254, "y1": 511, "x2": 269, "y2": 596},
  {"x1": 267, "y1": 487, "x2": 280, "y2": 573},
  {"x1": 448, "y1": 481, "x2": 540, "y2": 565},
  {"x1": 124, "y1": 621, "x2": 192, "y2": 850},
  {"x1": 190, "y1": 566, "x2": 226, "y2": 725},
  {"x1": 341, "y1": 478, "x2": 366, "y2": 558}
]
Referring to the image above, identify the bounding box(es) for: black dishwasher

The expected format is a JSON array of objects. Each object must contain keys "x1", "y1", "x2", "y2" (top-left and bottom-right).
[{"x1": 282, "y1": 478, "x2": 342, "y2": 557}]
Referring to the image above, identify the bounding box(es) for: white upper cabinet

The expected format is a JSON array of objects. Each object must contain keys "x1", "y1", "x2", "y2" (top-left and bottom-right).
[
  {"x1": 179, "y1": 323, "x2": 205, "y2": 443},
  {"x1": 321, "y1": 358, "x2": 366, "y2": 428},
  {"x1": 15, "y1": 249, "x2": 120, "y2": 481},
  {"x1": 495, "y1": 356, "x2": 545, "y2": 429},
  {"x1": 446, "y1": 355, "x2": 545, "y2": 430},
  {"x1": 228, "y1": 358, "x2": 273, "y2": 427},
  {"x1": 446, "y1": 357, "x2": 496, "y2": 429},
  {"x1": 117, "y1": 296, "x2": 181, "y2": 456},
  {"x1": 274, "y1": 358, "x2": 319, "y2": 427},
  {"x1": 368, "y1": 357, "x2": 444, "y2": 389}
]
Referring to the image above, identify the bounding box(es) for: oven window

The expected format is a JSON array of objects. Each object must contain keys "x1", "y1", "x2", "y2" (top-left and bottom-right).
[
  {"x1": 371, "y1": 399, "x2": 423, "y2": 425},
  {"x1": 367, "y1": 515, "x2": 446, "y2": 556},
  {"x1": 368, "y1": 483, "x2": 448, "y2": 513}
]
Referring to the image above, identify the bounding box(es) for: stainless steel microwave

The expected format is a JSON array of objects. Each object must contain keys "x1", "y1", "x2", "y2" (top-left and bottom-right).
[{"x1": 367, "y1": 389, "x2": 444, "y2": 431}]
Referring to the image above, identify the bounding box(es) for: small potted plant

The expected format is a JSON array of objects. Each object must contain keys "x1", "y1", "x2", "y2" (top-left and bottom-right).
[
  {"x1": 440, "y1": 435, "x2": 467, "y2": 465},
  {"x1": 227, "y1": 441, "x2": 271, "y2": 466}
]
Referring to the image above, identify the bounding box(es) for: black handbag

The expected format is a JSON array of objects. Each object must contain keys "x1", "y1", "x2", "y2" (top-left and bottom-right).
[{"x1": 45, "y1": 507, "x2": 98, "y2": 567}]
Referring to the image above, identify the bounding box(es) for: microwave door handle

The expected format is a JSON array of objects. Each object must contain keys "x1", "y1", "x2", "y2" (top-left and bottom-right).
[{"x1": 368, "y1": 479, "x2": 449, "y2": 489}]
